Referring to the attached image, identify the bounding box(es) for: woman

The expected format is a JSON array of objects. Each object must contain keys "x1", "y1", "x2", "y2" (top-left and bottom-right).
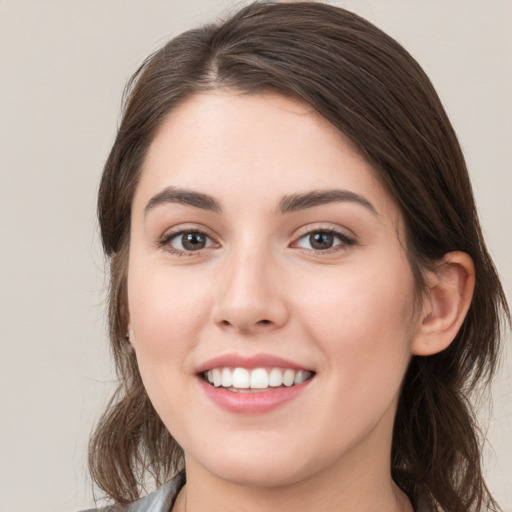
[{"x1": 86, "y1": 2, "x2": 509, "y2": 511}]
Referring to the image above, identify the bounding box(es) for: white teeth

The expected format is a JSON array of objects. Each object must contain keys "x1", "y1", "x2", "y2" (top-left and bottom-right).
[
  {"x1": 294, "y1": 370, "x2": 308, "y2": 385},
  {"x1": 221, "y1": 367, "x2": 232, "y2": 387},
  {"x1": 205, "y1": 367, "x2": 313, "y2": 390},
  {"x1": 232, "y1": 368, "x2": 250, "y2": 388},
  {"x1": 268, "y1": 368, "x2": 283, "y2": 387},
  {"x1": 250, "y1": 368, "x2": 268, "y2": 389},
  {"x1": 212, "y1": 368, "x2": 222, "y2": 387},
  {"x1": 282, "y1": 369, "x2": 295, "y2": 387}
]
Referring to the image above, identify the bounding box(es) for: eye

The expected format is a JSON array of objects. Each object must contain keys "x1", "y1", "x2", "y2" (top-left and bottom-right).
[
  {"x1": 294, "y1": 229, "x2": 354, "y2": 252},
  {"x1": 160, "y1": 230, "x2": 217, "y2": 254}
]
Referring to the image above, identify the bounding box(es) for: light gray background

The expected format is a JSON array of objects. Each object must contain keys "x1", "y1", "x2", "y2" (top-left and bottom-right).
[{"x1": 0, "y1": 1, "x2": 510, "y2": 511}]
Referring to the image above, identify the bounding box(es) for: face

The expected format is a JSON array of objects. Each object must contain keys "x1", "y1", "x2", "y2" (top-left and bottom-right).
[{"x1": 127, "y1": 91, "x2": 422, "y2": 489}]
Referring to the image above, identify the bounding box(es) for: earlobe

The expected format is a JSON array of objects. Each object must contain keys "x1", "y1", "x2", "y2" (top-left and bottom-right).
[
  {"x1": 412, "y1": 252, "x2": 475, "y2": 356},
  {"x1": 125, "y1": 328, "x2": 136, "y2": 352},
  {"x1": 126, "y1": 314, "x2": 135, "y2": 349},
  {"x1": 122, "y1": 288, "x2": 135, "y2": 346}
]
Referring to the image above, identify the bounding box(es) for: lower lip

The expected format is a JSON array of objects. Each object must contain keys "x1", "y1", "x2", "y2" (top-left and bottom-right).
[{"x1": 198, "y1": 377, "x2": 313, "y2": 413}]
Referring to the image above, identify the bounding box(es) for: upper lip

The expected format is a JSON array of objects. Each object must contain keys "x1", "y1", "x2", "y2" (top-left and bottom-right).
[{"x1": 195, "y1": 353, "x2": 314, "y2": 374}]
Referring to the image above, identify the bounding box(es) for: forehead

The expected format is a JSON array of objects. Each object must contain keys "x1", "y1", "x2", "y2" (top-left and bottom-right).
[
  {"x1": 146, "y1": 90, "x2": 360, "y2": 168},
  {"x1": 134, "y1": 90, "x2": 400, "y2": 223}
]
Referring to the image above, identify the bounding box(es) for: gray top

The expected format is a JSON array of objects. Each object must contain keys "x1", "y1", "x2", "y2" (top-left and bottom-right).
[
  {"x1": 80, "y1": 472, "x2": 430, "y2": 512},
  {"x1": 80, "y1": 473, "x2": 185, "y2": 512}
]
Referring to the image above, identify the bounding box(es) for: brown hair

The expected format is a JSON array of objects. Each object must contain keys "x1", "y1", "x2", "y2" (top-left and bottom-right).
[{"x1": 90, "y1": 2, "x2": 510, "y2": 510}]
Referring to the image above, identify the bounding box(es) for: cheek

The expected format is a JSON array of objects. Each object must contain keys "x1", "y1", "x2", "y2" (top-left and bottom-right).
[
  {"x1": 294, "y1": 259, "x2": 417, "y2": 387},
  {"x1": 127, "y1": 260, "x2": 212, "y2": 358},
  {"x1": 126, "y1": 261, "x2": 212, "y2": 429}
]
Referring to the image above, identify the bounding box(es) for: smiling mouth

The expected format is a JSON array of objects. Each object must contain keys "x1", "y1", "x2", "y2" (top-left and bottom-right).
[{"x1": 202, "y1": 367, "x2": 315, "y2": 392}]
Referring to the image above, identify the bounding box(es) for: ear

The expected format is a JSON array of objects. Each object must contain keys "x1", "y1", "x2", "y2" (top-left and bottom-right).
[
  {"x1": 412, "y1": 251, "x2": 475, "y2": 356},
  {"x1": 125, "y1": 324, "x2": 134, "y2": 345},
  {"x1": 125, "y1": 309, "x2": 135, "y2": 349}
]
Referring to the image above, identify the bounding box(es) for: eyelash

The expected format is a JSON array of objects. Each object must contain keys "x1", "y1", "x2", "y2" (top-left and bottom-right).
[
  {"x1": 157, "y1": 228, "x2": 218, "y2": 257},
  {"x1": 292, "y1": 227, "x2": 355, "y2": 255},
  {"x1": 157, "y1": 227, "x2": 355, "y2": 257}
]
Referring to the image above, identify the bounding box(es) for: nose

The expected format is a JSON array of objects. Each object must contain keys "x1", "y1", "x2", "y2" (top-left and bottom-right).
[{"x1": 212, "y1": 248, "x2": 289, "y2": 333}]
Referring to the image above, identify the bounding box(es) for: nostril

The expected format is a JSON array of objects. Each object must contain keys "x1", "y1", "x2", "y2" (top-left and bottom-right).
[{"x1": 259, "y1": 319, "x2": 271, "y2": 325}]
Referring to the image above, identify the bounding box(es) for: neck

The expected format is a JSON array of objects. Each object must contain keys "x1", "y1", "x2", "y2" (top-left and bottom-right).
[
  {"x1": 175, "y1": 472, "x2": 412, "y2": 512},
  {"x1": 175, "y1": 436, "x2": 413, "y2": 512},
  {"x1": 174, "y1": 399, "x2": 412, "y2": 512}
]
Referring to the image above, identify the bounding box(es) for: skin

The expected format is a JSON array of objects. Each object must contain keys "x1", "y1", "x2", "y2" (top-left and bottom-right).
[{"x1": 126, "y1": 91, "x2": 474, "y2": 512}]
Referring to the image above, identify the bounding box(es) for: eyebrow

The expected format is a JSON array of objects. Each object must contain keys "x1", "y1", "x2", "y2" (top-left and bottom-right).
[
  {"x1": 145, "y1": 186, "x2": 222, "y2": 214},
  {"x1": 144, "y1": 186, "x2": 377, "y2": 216},
  {"x1": 278, "y1": 189, "x2": 378, "y2": 215}
]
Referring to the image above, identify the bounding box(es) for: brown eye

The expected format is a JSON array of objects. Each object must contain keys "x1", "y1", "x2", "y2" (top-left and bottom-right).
[
  {"x1": 181, "y1": 232, "x2": 207, "y2": 250},
  {"x1": 309, "y1": 232, "x2": 334, "y2": 250},
  {"x1": 294, "y1": 229, "x2": 354, "y2": 252},
  {"x1": 167, "y1": 231, "x2": 214, "y2": 252}
]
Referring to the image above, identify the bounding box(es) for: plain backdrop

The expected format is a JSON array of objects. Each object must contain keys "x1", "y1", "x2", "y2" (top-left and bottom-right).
[{"x1": 0, "y1": 1, "x2": 510, "y2": 511}]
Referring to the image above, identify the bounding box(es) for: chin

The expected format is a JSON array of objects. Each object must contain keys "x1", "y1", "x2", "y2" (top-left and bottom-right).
[
  {"x1": 214, "y1": 461, "x2": 308, "y2": 488},
  {"x1": 186, "y1": 443, "x2": 314, "y2": 489}
]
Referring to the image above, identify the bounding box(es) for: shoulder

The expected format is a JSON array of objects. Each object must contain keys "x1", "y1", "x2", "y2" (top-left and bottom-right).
[{"x1": 77, "y1": 473, "x2": 185, "y2": 512}]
